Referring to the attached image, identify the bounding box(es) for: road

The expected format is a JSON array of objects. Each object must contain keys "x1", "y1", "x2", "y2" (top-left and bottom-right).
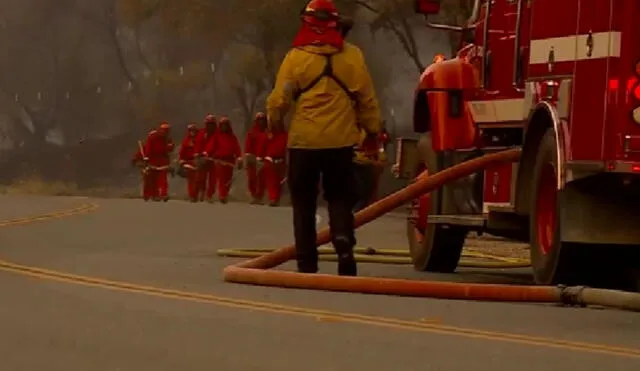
[{"x1": 0, "y1": 195, "x2": 638, "y2": 371}]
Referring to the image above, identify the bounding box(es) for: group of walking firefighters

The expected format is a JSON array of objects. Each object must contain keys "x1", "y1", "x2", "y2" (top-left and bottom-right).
[
  {"x1": 133, "y1": 0, "x2": 394, "y2": 277},
  {"x1": 131, "y1": 113, "x2": 390, "y2": 209}
]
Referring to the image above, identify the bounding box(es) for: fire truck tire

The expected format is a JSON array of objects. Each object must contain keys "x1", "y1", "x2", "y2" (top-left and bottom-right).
[
  {"x1": 408, "y1": 222, "x2": 468, "y2": 272},
  {"x1": 529, "y1": 129, "x2": 588, "y2": 285},
  {"x1": 407, "y1": 132, "x2": 467, "y2": 272}
]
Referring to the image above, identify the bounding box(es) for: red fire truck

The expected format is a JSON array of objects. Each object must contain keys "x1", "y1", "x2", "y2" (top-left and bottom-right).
[{"x1": 396, "y1": 0, "x2": 640, "y2": 289}]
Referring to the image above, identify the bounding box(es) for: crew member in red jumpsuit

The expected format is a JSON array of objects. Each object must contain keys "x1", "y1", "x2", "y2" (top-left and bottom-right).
[
  {"x1": 143, "y1": 122, "x2": 174, "y2": 201},
  {"x1": 353, "y1": 130, "x2": 380, "y2": 211},
  {"x1": 131, "y1": 143, "x2": 155, "y2": 201},
  {"x1": 179, "y1": 123, "x2": 199, "y2": 202},
  {"x1": 370, "y1": 125, "x2": 391, "y2": 203},
  {"x1": 262, "y1": 126, "x2": 288, "y2": 207},
  {"x1": 244, "y1": 112, "x2": 268, "y2": 204},
  {"x1": 207, "y1": 116, "x2": 242, "y2": 203},
  {"x1": 194, "y1": 114, "x2": 217, "y2": 202}
]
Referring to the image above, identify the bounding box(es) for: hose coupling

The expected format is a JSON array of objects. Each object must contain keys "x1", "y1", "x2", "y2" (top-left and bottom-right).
[{"x1": 558, "y1": 285, "x2": 587, "y2": 308}]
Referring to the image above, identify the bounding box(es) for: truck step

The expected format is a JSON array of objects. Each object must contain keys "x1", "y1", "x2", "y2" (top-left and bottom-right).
[
  {"x1": 428, "y1": 214, "x2": 486, "y2": 227},
  {"x1": 486, "y1": 205, "x2": 515, "y2": 213}
]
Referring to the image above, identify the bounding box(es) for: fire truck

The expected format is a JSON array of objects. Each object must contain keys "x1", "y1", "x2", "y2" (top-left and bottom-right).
[{"x1": 395, "y1": 0, "x2": 640, "y2": 289}]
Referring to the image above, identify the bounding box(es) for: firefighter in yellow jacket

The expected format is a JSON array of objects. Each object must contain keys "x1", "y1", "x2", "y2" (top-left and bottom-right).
[{"x1": 266, "y1": 0, "x2": 381, "y2": 276}]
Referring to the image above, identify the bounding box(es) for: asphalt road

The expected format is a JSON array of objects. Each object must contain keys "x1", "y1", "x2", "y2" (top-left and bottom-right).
[{"x1": 0, "y1": 195, "x2": 638, "y2": 371}]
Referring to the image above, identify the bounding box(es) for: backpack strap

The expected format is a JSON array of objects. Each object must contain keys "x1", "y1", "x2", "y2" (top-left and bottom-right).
[{"x1": 293, "y1": 54, "x2": 357, "y2": 102}]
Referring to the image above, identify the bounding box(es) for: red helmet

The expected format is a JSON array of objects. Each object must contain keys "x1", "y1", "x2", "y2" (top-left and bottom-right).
[
  {"x1": 301, "y1": 0, "x2": 339, "y2": 22},
  {"x1": 204, "y1": 114, "x2": 216, "y2": 125}
]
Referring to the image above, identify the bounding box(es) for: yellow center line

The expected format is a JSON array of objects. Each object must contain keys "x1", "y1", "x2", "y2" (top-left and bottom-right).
[
  {"x1": 0, "y1": 201, "x2": 639, "y2": 359},
  {"x1": 0, "y1": 203, "x2": 97, "y2": 227}
]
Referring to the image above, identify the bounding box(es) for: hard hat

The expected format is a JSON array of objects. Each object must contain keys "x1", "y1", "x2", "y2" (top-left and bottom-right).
[{"x1": 301, "y1": 0, "x2": 339, "y2": 21}]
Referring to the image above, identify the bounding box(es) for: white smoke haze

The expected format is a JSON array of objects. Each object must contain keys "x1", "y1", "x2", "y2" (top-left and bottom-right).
[{"x1": 0, "y1": 0, "x2": 465, "y2": 193}]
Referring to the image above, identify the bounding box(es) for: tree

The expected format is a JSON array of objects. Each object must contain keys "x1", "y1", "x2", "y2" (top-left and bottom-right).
[
  {"x1": 437, "y1": 0, "x2": 476, "y2": 54},
  {"x1": 68, "y1": 0, "x2": 143, "y2": 89},
  {"x1": 357, "y1": 0, "x2": 427, "y2": 73},
  {"x1": 223, "y1": 45, "x2": 270, "y2": 130},
  {"x1": 0, "y1": 0, "x2": 96, "y2": 148},
  {"x1": 357, "y1": 0, "x2": 476, "y2": 72}
]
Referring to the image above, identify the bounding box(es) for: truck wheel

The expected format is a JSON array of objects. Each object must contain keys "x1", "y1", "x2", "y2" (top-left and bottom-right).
[
  {"x1": 407, "y1": 198, "x2": 468, "y2": 272},
  {"x1": 529, "y1": 129, "x2": 588, "y2": 284},
  {"x1": 406, "y1": 133, "x2": 467, "y2": 273}
]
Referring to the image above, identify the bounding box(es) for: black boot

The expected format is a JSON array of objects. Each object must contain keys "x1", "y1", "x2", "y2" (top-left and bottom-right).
[
  {"x1": 333, "y1": 235, "x2": 357, "y2": 276},
  {"x1": 337, "y1": 252, "x2": 357, "y2": 276},
  {"x1": 296, "y1": 245, "x2": 318, "y2": 274}
]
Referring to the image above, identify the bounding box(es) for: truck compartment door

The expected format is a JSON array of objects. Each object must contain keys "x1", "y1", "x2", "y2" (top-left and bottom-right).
[{"x1": 569, "y1": 0, "x2": 613, "y2": 161}]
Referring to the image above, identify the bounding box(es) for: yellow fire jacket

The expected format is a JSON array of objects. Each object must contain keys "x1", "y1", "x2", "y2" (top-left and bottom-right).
[{"x1": 266, "y1": 42, "x2": 381, "y2": 149}]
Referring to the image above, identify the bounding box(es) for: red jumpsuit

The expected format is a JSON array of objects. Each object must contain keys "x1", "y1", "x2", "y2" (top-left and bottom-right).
[
  {"x1": 244, "y1": 122, "x2": 268, "y2": 201},
  {"x1": 179, "y1": 131, "x2": 198, "y2": 201},
  {"x1": 132, "y1": 145, "x2": 155, "y2": 201},
  {"x1": 144, "y1": 130, "x2": 174, "y2": 200},
  {"x1": 209, "y1": 124, "x2": 241, "y2": 202},
  {"x1": 194, "y1": 128, "x2": 217, "y2": 201},
  {"x1": 371, "y1": 130, "x2": 391, "y2": 203},
  {"x1": 262, "y1": 130, "x2": 288, "y2": 205}
]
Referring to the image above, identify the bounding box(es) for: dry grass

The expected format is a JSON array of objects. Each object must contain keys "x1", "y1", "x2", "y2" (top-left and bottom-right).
[
  {"x1": 0, "y1": 177, "x2": 79, "y2": 196},
  {"x1": 465, "y1": 232, "x2": 530, "y2": 260},
  {"x1": 0, "y1": 176, "x2": 141, "y2": 199}
]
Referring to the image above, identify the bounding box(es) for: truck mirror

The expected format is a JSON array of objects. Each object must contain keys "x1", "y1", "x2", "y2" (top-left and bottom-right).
[{"x1": 414, "y1": 0, "x2": 440, "y2": 15}]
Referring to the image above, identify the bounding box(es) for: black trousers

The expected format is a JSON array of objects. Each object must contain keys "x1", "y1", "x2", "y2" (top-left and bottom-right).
[
  {"x1": 353, "y1": 163, "x2": 375, "y2": 212},
  {"x1": 288, "y1": 146, "x2": 356, "y2": 273}
]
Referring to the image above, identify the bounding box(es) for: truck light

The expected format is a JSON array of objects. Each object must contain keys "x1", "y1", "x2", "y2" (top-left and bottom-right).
[
  {"x1": 632, "y1": 84, "x2": 640, "y2": 101},
  {"x1": 607, "y1": 161, "x2": 640, "y2": 173}
]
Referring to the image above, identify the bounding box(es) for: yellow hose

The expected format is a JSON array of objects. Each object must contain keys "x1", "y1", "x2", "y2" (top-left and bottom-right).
[{"x1": 217, "y1": 246, "x2": 530, "y2": 269}]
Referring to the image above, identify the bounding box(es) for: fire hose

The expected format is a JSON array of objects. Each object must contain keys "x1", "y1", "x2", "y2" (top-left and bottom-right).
[
  {"x1": 221, "y1": 149, "x2": 640, "y2": 312},
  {"x1": 217, "y1": 247, "x2": 530, "y2": 268}
]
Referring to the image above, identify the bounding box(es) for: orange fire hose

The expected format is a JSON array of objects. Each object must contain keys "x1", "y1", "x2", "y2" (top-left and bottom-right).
[{"x1": 222, "y1": 149, "x2": 640, "y2": 311}]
